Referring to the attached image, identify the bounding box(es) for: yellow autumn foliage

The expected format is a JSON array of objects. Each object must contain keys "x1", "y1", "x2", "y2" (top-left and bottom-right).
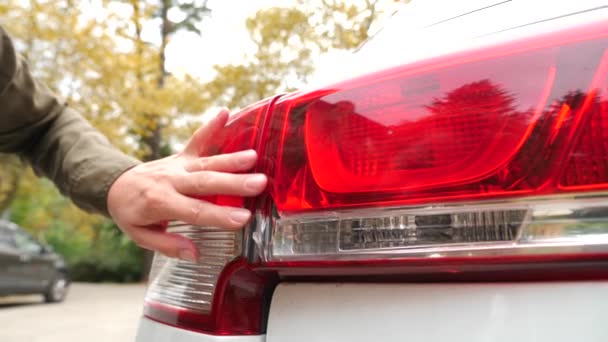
[{"x1": 0, "y1": 1, "x2": 408, "y2": 277}]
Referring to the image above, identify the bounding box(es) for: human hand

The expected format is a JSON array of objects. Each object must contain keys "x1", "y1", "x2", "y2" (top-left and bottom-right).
[{"x1": 107, "y1": 109, "x2": 267, "y2": 262}]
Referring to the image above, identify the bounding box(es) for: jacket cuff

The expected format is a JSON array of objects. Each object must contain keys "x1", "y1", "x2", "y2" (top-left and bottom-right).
[
  {"x1": 98, "y1": 158, "x2": 141, "y2": 217},
  {"x1": 68, "y1": 152, "x2": 141, "y2": 217}
]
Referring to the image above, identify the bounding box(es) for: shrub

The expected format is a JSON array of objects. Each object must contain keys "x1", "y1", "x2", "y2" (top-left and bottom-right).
[{"x1": 43, "y1": 221, "x2": 145, "y2": 283}]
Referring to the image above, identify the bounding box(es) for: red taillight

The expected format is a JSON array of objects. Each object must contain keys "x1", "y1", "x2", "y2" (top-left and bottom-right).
[
  {"x1": 305, "y1": 59, "x2": 555, "y2": 194},
  {"x1": 143, "y1": 20, "x2": 608, "y2": 336},
  {"x1": 261, "y1": 19, "x2": 608, "y2": 276},
  {"x1": 266, "y1": 21, "x2": 608, "y2": 213}
]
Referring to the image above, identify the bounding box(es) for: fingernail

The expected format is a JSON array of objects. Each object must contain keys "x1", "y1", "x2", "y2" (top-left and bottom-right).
[
  {"x1": 238, "y1": 150, "x2": 257, "y2": 166},
  {"x1": 178, "y1": 249, "x2": 197, "y2": 263},
  {"x1": 244, "y1": 174, "x2": 267, "y2": 191},
  {"x1": 230, "y1": 209, "x2": 251, "y2": 225}
]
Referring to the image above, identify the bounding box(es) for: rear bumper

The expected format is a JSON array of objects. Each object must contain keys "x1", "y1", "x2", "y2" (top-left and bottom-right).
[
  {"x1": 136, "y1": 281, "x2": 608, "y2": 342},
  {"x1": 135, "y1": 317, "x2": 265, "y2": 342},
  {"x1": 267, "y1": 281, "x2": 608, "y2": 342}
]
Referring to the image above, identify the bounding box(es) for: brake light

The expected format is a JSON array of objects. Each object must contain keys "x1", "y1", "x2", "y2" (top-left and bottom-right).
[{"x1": 142, "y1": 20, "x2": 608, "y2": 336}]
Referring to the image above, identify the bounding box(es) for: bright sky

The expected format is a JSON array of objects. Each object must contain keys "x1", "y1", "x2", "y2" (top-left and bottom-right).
[{"x1": 164, "y1": 0, "x2": 295, "y2": 81}]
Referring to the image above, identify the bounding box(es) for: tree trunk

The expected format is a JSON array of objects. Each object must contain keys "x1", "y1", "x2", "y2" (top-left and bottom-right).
[{"x1": 141, "y1": 0, "x2": 172, "y2": 279}]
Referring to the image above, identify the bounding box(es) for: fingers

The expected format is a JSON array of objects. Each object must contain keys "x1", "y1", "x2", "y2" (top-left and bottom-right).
[
  {"x1": 128, "y1": 226, "x2": 199, "y2": 262},
  {"x1": 183, "y1": 108, "x2": 230, "y2": 157},
  {"x1": 164, "y1": 195, "x2": 253, "y2": 229},
  {"x1": 183, "y1": 149, "x2": 258, "y2": 173},
  {"x1": 174, "y1": 171, "x2": 267, "y2": 197}
]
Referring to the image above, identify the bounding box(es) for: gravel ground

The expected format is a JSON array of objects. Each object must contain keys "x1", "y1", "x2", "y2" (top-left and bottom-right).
[{"x1": 0, "y1": 282, "x2": 147, "y2": 342}]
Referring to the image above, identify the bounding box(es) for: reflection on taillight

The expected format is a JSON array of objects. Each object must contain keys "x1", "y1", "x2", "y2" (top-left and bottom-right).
[
  {"x1": 305, "y1": 59, "x2": 556, "y2": 194},
  {"x1": 561, "y1": 53, "x2": 608, "y2": 189}
]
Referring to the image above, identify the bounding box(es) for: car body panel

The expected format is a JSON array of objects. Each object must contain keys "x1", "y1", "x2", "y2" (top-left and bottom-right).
[
  {"x1": 136, "y1": 318, "x2": 265, "y2": 342},
  {"x1": 267, "y1": 282, "x2": 608, "y2": 342}
]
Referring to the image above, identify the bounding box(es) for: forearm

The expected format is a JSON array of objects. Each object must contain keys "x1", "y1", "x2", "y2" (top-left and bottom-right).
[
  {"x1": 0, "y1": 25, "x2": 139, "y2": 216},
  {"x1": 24, "y1": 106, "x2": 140, "y2": 215}
]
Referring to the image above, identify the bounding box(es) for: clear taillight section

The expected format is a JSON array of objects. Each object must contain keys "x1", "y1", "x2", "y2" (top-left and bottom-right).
[
  {"x1": 272, "y1": 208, "x2": 526, "y2": 259},
  {"x1": 269, "y1": 198, "x2": 608, "y2": 262},
  {"x1": 146, "y1": 225, "x2": 241, "y2": 312}
]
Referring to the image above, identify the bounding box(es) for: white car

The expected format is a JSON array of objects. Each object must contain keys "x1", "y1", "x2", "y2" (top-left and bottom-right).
[{"x1": 136, "y1": 0, "x2": 608, "y2": 341}]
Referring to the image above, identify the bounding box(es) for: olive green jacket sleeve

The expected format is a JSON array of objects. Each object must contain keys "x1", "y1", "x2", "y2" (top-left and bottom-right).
[{"x1": 0, "y1": 26, "x2": 140, "y2": 216}]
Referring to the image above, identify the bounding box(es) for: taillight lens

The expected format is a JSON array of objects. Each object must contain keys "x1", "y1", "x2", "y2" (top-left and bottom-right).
[
  {"x1": 143, "y1": 20, "x2": 608, "y2": 336},
  {"x1": 260, "y1": 19, "x2": 608, "y2": 271},
  {"x1": 266, "y1": 21, "x2": 608, "y2": 213}
]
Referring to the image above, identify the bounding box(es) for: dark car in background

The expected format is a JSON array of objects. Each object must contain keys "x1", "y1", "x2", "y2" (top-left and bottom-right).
[{"x1": 0, "y1": 220, "x2": 69, "y2": 303}]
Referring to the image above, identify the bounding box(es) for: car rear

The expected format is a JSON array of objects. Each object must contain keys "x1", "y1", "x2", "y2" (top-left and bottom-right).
[{"x1": 136, "y1": 1, "x2": 608, "y2": 341}]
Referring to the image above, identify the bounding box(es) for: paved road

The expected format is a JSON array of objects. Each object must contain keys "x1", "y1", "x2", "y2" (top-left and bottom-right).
[{"x1": 0, "y1": 283, "x2": 146, "y2": 342}]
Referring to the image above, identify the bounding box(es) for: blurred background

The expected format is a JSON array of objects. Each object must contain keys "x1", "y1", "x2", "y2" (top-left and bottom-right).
[{"x1": 0, "y1": 0, "x2": 408, "y2": 341}]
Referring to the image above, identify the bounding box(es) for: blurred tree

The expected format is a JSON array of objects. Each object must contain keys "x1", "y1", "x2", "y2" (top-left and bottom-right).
[
  {"x1": 205, "y1": 0, "x2": 408, "y2": 109},
  {"x1": 0, "y1": 0, "x2": 123, "y2": 230},
  {"x1": 0, "y1": 0, "x2": 406, "y2": 281},
  {"x1": 0, "y1": 0, "x2": 213, "y2": 280},
  {"x1": 205, "y1": 7, "x2": 316, "y2": 108},
  {"x1": 298, "y1": 0, "x2": 390, "y2": 51},
  {"x1": 117, "y1": 0, "x2": 213, "y2": 273},
  {"x1": 121, "y1": 0, "x2": 211, "y2": 161}
]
